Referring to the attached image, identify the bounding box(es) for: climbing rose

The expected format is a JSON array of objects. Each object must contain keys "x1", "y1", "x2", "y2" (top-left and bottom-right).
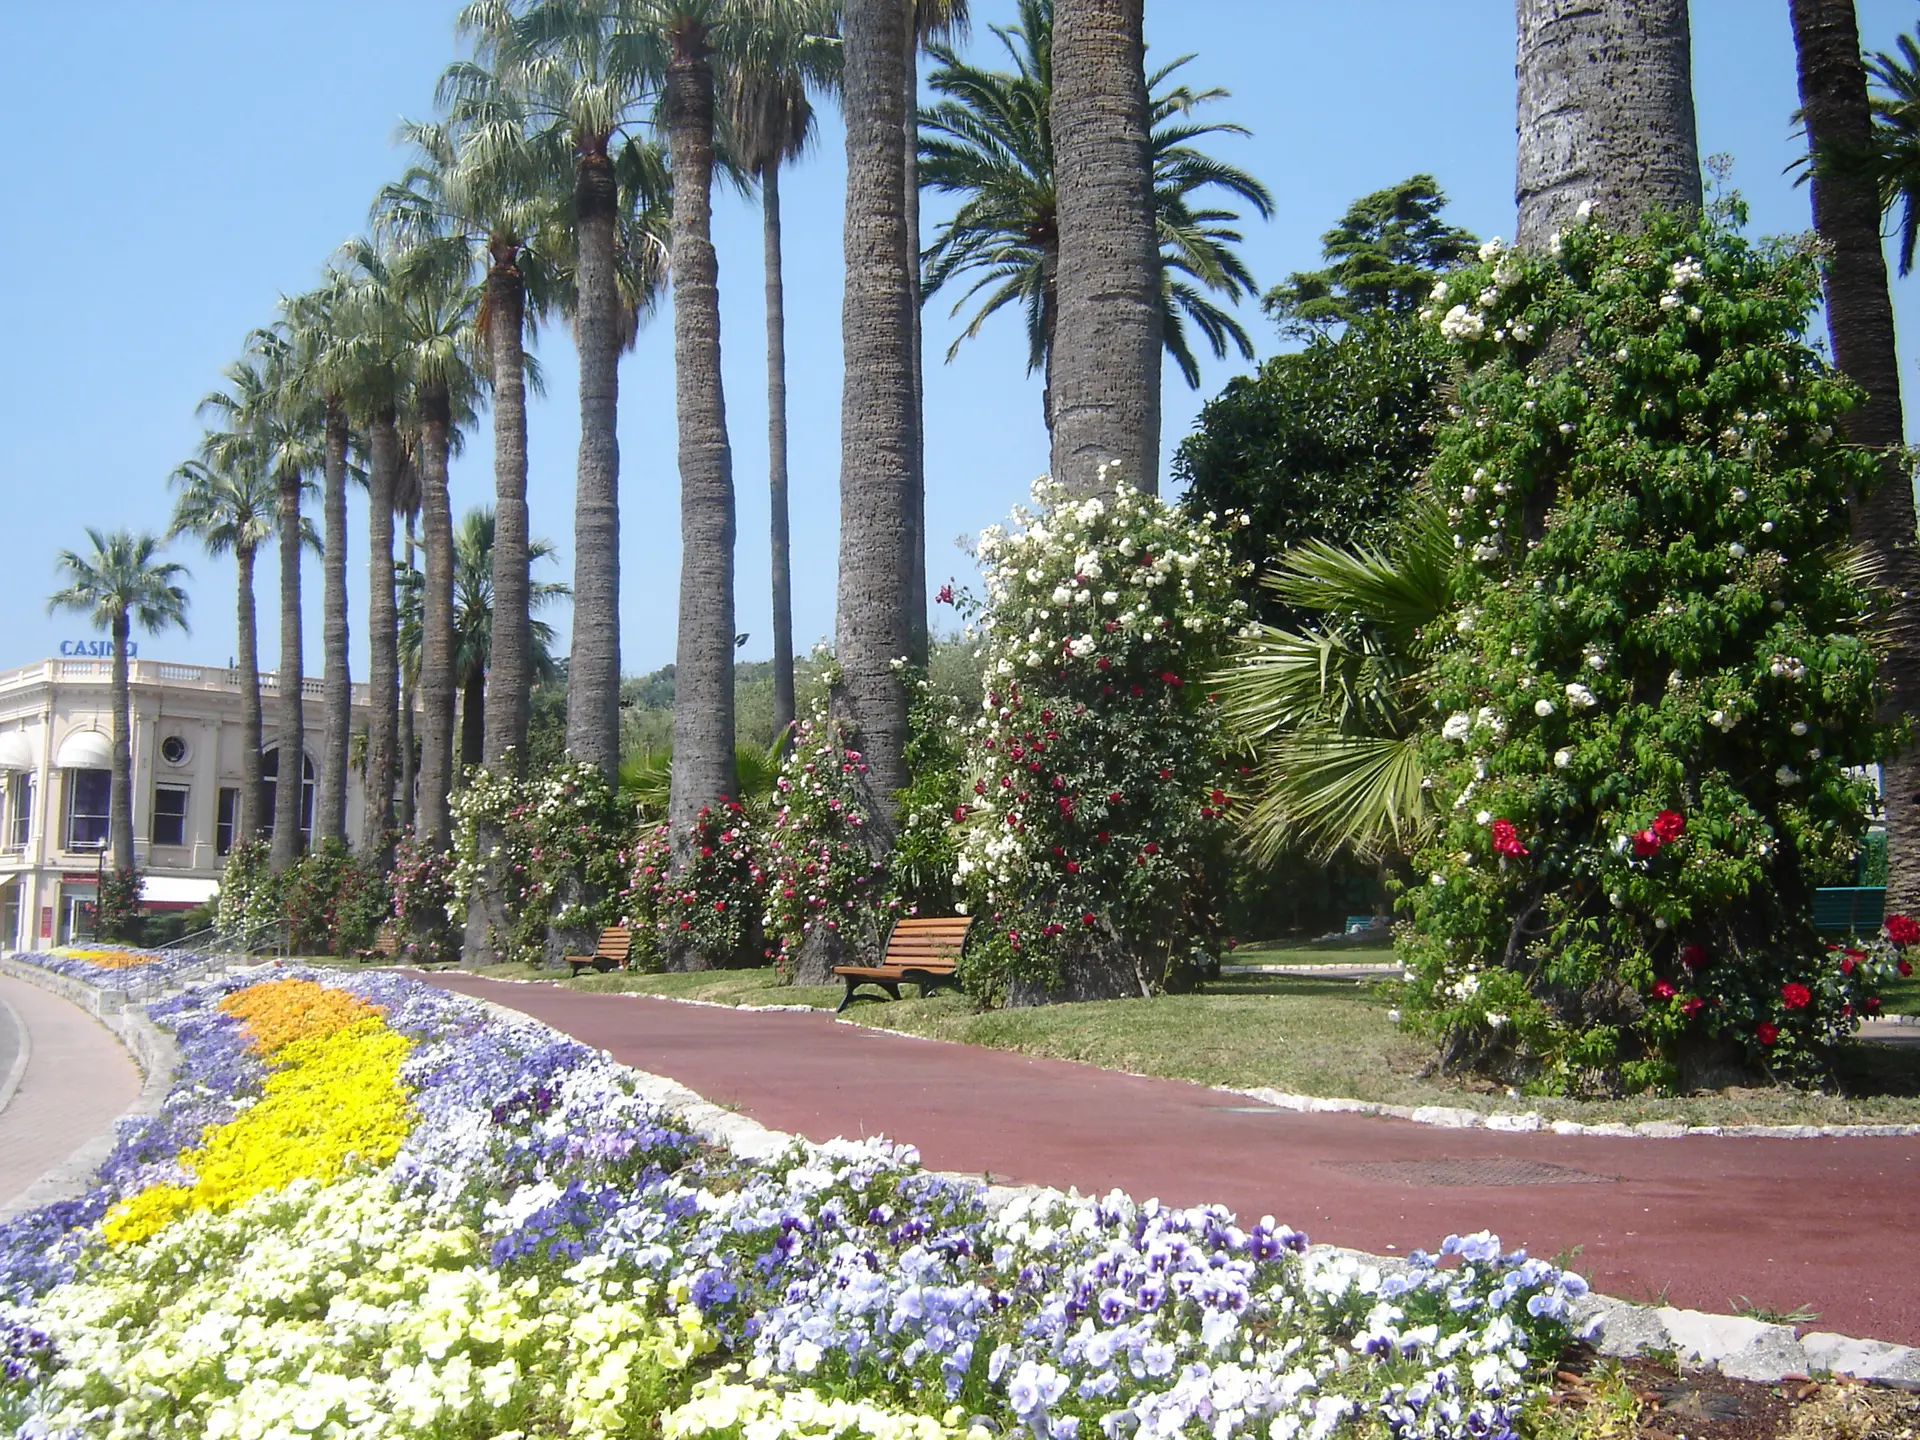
[
  {"x1": 1756, "y1": 1022, "x2": 1779, "y2": 1046},
  {"x1": 1780, "y1": 982, "x2": 1812, "y2": 1011},
  {"x1": 1887, "y1": 914, "x2": 1920, "y2": 947},
  {"x1": 1681, "y1": 996, "x2": 1705, "y2": 1018},
  {"x1": 1679, "y1": 942, "x2": 1709, "y2": 970},
  {"x1": 1651, "y1": 979, "x2": 1676, "y2": 1000},
  {"x1": 1651, "y1": 809, "x2": 1686, "y2": 844},
  {"x1": 1630, "y1": 829, "x2": 1661, "y2": 858}
]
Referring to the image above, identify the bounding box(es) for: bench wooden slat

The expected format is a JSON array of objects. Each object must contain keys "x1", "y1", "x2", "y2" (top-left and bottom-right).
[
  {"x1": 568, "y1": 927, "x2": 634, "y2": 975},
  {"x1": 832, "y1": 916, "x2": 973, "y2": 1010},
  {"x1": 357, "y1": 922, "x2": 400, "y2": 961}
]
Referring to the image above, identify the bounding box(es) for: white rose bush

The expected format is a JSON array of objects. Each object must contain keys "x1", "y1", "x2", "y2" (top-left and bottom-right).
[
  {"x1": 0, "y1": 960, "x2": 1594, "y2": 1439},
  {"x1": 953, "y1": 477, "x2": 1252, "y2": 1000}
]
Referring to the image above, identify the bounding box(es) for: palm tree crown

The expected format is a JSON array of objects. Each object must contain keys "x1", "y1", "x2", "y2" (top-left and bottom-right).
[
  {"x1": 48, "y1": 530, "x2": 191, "y2": 639},
  {"x1": 919, "y1": 0, "x2": 1273, "y2": 393}
]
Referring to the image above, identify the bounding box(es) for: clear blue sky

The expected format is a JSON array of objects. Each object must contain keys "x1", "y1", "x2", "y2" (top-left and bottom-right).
[{"x1": 2, "y1": 1, "x2": 1917, "y2": 680}]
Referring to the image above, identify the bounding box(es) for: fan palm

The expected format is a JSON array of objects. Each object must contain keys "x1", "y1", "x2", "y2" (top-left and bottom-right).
[
  {"x1": 725, "y1": 8, "x2": 839, "y2": 754},
  {"x1": 280, "y1": 273, "x2": 361, "y2": 849},
  {"x1": 167, "y1": 459, "x2": 314, "y2": 850},
  {"x1": 454, "y1": 0, "x2": 665, "y2": 779},
  {"x1": 619, "y1": 735, "x2": 784, "y2": 819},
  {"x1": 1212, "y1": 511, "x2": 1453, "y2": 865},
  {"x1": 920, "y1": 0, "x2": 1272, "y2": 426},
  {"x1": 1868, "y1": 31, "x2": 1920, "y2": 277},
  {"x1": 46, "y1": 531, "x2": 190, "y2": 878},
  {"x1": 199, "y1": 332, "x2": 324, "y2": 872}
]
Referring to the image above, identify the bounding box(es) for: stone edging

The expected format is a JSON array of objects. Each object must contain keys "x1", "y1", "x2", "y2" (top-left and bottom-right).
[
  {"x1": 441, "y1": 989, "x2": 1920, "y2": 1387},
  {"x1": 0, "y1": 954, "x2": 196, "y2": 1221}
]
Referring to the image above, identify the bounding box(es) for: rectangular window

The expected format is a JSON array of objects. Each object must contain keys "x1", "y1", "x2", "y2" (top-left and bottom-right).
[
  {"x1": 216, "y1": 787, "x2": 238, "y2": 856},
  {"x1": 5, "y1": 772, "x2": 30, "y2": 850},
  {"x1": 151, "y1": 785, "x2": 189, "y2": 848},
  {"x1": 65, "y1": 769, "x2": 110, "y2": 851}
]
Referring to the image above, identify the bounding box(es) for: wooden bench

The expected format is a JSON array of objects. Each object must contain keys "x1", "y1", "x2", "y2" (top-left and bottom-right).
[
  {"x1": 356, "y1": 922, "x2": 399, "y2": 963},
  {"x1": 1813, "y1": 886, "x2": 1886, "y2": 935},
  {"x1": 833, "y1": 916, "x2": 972, "y2": 1011},
  {"x1": 567, "y1": 926, "x2": 633, "y2": 976}
]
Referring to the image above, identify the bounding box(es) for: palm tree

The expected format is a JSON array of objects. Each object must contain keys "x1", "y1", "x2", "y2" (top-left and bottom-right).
[
  {"x1": 47, "y1": 531, "x2": 190, "y2": 879},
  {"x1": 166, "y1": 460, "x2": 281, "y2": 849},
  {"x1": 387, "y1": 97, "x2": 569, "y2": 774},
  {"x1": 1212, "y1": 514, "x2": 1451, "y2": 865},
  {"x1": 834, "y1": 0, "x2": 918, "y2": 840},
  {"x1": 456, "y1": 0, "x2": 662, "y2": 780},
  {"x1": 1866, "y1": 30, "x2": 1920, "y2": 275},
  {"x1": 199, "y1": 335, "x2": 323, "y2": 873},
  {"x1": 1793, "y1": 0, "x2": 1920, "y2": 912},
  {"x1": 920, "y1": 0, "x2": 1271, "y2": 426},
  {"x1": 385, "y1": 237, "x2": 480, "y2": 852},
  {"x1": 445, "y1": 506, "x2": 569, "y2": 767},
  {"x1": 1046, "y1": 0, "x2": 1161, "y2": 496},
  {"x1": 1514, "y1": 0, "x2": 1700, "y2": 250},
  {"x1": 281, "y1": 275, "x2": 359, "y2": 850},
  {"x1": 903, "y1": 0, "x2": 970, "y2": 667},
  {"x1": 725, "y1": 20, "x2": 836, "y2": 754}
]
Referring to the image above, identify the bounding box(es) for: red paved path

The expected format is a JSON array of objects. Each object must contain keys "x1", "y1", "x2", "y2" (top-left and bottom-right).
[{"x1": 419, "y1": 973, "x2": 1920, "y2": 1347}]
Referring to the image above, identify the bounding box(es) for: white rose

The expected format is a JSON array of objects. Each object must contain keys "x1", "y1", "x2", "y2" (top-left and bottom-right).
[
  {"x1": 1535, "y1": 699, "x2": 1556, "y2": 717},
  {"x1": 1554, "y1": 749, "x2": 1572, "y2": 769},
  {"x1": 1442, "y1": 713, "x2": 1473, "y2": 743},
  {"x1": 1728, "y1": 542, "x2": 1747, "y2": 559},
  {"x1": 1475, "y1": 810, "x2": 1492, "y2": 825}
]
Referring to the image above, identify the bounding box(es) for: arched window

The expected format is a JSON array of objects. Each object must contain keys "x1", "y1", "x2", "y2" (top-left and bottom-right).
[{"x1": 258, "y1": 748, "x2": 315, "y2": 852}]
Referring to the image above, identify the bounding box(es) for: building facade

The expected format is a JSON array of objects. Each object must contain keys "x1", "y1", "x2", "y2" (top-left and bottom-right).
[{"x1": 0, "y1": 657, "x2": 382, "y2": 949}]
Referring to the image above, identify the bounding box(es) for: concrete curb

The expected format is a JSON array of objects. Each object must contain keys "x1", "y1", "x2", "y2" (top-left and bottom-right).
[
  {"x1": 0, "y1": 990, "x2": 30, "y2": 1119},
  {"x1": 445, "y1": 983, "x2": 1920, "y2": 1386}
]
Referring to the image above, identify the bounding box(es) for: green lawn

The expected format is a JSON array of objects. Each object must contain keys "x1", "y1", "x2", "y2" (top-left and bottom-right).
[{"x1": 431, "y1": 960, "x2": 1920, "y2": 1129}]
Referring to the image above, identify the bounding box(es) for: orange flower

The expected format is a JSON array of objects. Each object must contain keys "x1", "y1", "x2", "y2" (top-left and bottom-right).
[{"x1": 217, "y1": 978, "x2": 385, "y2": 1055}]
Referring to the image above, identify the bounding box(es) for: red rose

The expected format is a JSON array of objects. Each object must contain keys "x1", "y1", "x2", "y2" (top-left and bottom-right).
[
  {"x1": 1142, "y1": 842, "x2": 1159, "y2": 855},
  {"x1": 1756, "y1": 1021, "x2": 1779, "y2": 1046},
  {"x1": 953, "y1": 806, "x2": 969, "y2": 823},
  {"x1": 1097, "y1": 658, "x2": 1111, "y2": 671},
  {"x1": 1082, "y1": 912, "x2": 1096, "y2": 927},
  {"x1": 1631, "y1": 829, "x2": 1661, "y2": 857},
  {"x1": 1066, "y1": 861, "x2": 1080, "y2": 874},
  {"x1": 1680, "y1": 942, "x2": 1709, "y2": 970},
  {"x1": 1210, "y1": 789, "x2": 1228, "y2": 808},
  {"x1": 1887, "y1": 914, "x2": 1920, "y2": 946},
  {"x1": 1158, "y1": 768, "x2": 1173, "y2": 781},
  {"x1": 1902, "y1": 960, "x2": 1915, "y2": 978},
  {"x1": 1490, "y1": 819, "x2": 1530, "y2": 858},
  {"x1": 1781, "y1": 982, "x2": 1813, "y2": 1010},
  {"x1": 1161, "y1": 672, "x2": 1182, "y2": 686},
  {"x1": 1652, "y1": 979, "x2": 1677, "y2": 1000},
  {"x1": 1840, "y1": 955, "x2": 1857, "y2": 976},
  {"x1": 713, "y1": 900, "x2": 727, "y2": 913},
  {"x1": 935, "y1": 583, "x2": 955, "y2": 605},
  {"x1": 1096, "y1": 831, "x2": 1110, "y2": 843},
  {"x1": 1681, "y1": 996, "x2": 1705, "y2": 1018},
  {"x1": 1651, "y1": 809, "x2": 1686, "y2": 843},
  {"x1": 1108, "y1": 792, "x2": 1123, "y2": 804},
  {"x1": 1867, "y1": 996, "x2": 1883, "y2": 1014}
]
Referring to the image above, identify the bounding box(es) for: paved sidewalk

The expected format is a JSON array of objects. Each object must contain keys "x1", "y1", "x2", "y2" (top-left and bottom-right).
[
  {"x1": 421, "y1": 972, "x2": 1920, "y2": 1347},
  {"x1": 0, "y1": 976, "x2": 140, "y2": 1211}
]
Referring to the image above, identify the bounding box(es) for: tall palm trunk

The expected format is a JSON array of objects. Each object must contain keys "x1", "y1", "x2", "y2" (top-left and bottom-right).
[
  {"x1": 1049, "y1": 0, "x2": 1161, "y2": 497},
  {"x1": 415, "y1": 388, "x2": 457, "y2": 850},
  {"x1": 665, "y1": 20, "x2": 740, "y2": 969},
  {"x1": 466, "y1": 241, "x2": 533, "y2": 969},
  {"x1": 483, "y1": 241, "x2": 533, "y2": 767},
  {"x1": 363, "y1": 410, "x2": 400, "y2": 856},
  {"x1": 1514, "y1": 0, "x2": 1701, "y2": 251},
  {"x1": 400, "y1": 512, "x2": 418, "y2": 831},
  {"x1": 461, "y1": 669, "x2": 486, "y2": 769},
  {"x1": 1790, "y1": 0, "x2": 1920, "y2": 910},
  {"x1": 764, "y1": 161, "x2": 797, "y2": 752},
  {"x1": 270, "y1": 469, "x2": 305, "y2": 873},
  {"x1": 1040, "y1": 234, "x2": 1059, "y2": 428},
  {"x1": 833, "y1": 0, "x2": 916, "y2": 826},
  {"x1": 316, "y1": 402, "x2": 351, "y2": 848},
  {"x1": 566, "y1": 138, "x2": 623, "y2": 776},
  {"x1": 903, "y1": 5, "x2": 929, "y2": 665},
  {"x1": 234, "y1": 542, "x2": 264, "y2": 846},
  {"x1": 108, "y1": 610, "x2": 135, "y2": 878}
]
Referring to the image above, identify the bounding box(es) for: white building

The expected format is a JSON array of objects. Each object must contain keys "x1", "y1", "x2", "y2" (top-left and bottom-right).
[{"x1": 0, "y1": 656, "x2": 385, "y2": 948}]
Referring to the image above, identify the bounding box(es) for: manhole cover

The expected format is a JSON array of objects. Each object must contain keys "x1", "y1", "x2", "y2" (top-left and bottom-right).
[{"x1": 1329, "y1": 1158, "x2": 1616, "y2": 1187}]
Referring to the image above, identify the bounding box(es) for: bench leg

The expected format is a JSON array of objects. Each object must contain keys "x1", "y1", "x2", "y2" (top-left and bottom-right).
[{"x1": 837, "y1": 978, "x2": 902, "y2": 1012}]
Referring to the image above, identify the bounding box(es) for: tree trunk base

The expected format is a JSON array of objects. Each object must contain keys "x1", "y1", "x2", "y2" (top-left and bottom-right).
[
  {"x1": 1006, "y1": 936, "x2": 1163, "y2": 1007},
  {"x1": 789, "y1": 920, "x2": 880, "y2": 986}
]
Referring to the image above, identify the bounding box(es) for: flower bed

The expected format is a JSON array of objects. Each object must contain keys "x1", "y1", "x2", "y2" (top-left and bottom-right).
[
  {"x1": 3, "y1": 946, "x2": 223, "y2": 994},
  {"x1": 0, "y1": 970, "x2": 1591, "y2": 1438}
]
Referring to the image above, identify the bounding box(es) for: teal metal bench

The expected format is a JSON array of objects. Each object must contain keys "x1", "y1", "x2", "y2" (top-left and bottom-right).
[{"x1": 1812, "y1": 886, "x2": 1886, "y2": 934}]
